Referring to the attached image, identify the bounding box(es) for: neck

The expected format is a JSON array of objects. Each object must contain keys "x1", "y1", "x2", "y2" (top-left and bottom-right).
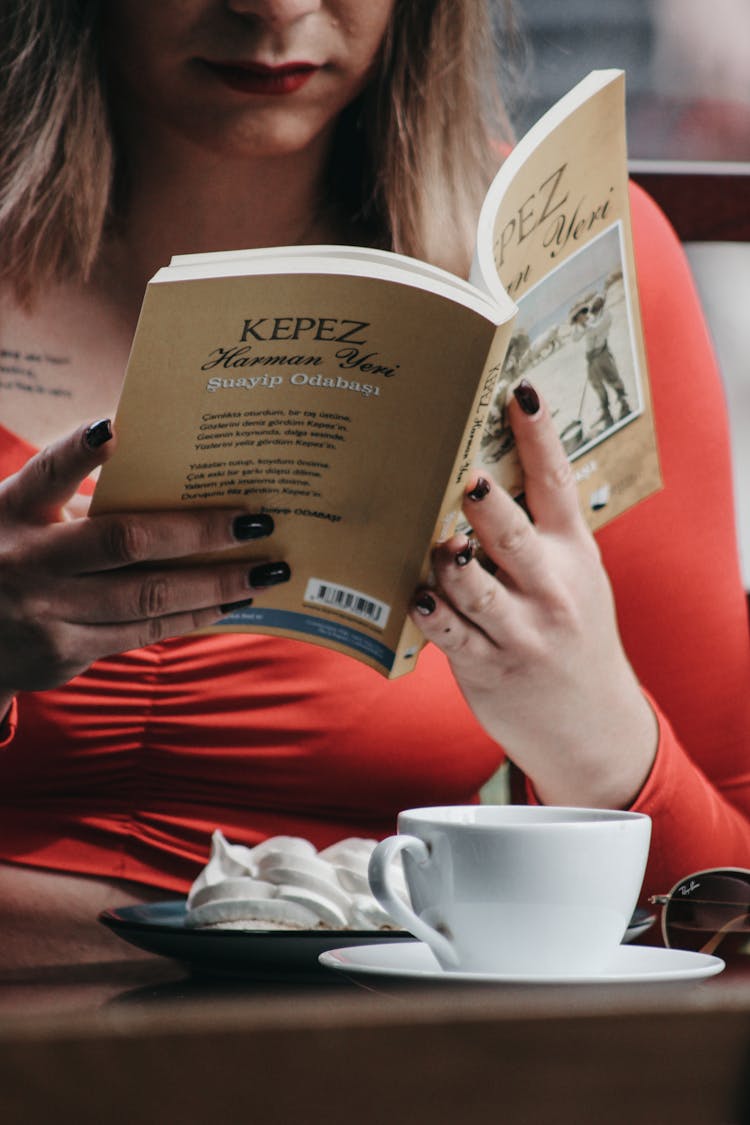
[{"x1": 97, "y1": 124, "x2": 348, "y2": 312}]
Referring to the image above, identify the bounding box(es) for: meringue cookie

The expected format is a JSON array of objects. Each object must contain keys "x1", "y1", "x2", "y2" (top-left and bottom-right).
[
  {"x1": 186, "y1": 897, "x2": 321, "y2": 930},
  {"x1": 185, "y1": 829, "x2": 407, "y2": 932},
  {"x1": 188, "y1": 876, "x2": 275, "y2": 912}
]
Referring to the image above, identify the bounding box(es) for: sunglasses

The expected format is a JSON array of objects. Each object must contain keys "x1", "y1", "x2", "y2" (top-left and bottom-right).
[{"x1": 649, "y1": 868, "x2": 750, "y2": 957}]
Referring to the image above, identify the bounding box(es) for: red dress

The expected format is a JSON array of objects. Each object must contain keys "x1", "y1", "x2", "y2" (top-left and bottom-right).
[{"x1": 1, "y1": 184, "x2": 749, "y2": 898}]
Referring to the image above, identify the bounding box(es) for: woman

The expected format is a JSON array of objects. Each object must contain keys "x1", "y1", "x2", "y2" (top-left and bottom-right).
[{"x1": 0, "y1": 0, "x2": 748, "y2": 969}]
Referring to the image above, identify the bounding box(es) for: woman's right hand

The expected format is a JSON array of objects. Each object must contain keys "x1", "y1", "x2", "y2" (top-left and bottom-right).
[{"x1": 0, "y1": 420, "x2": 288, "y2": 700}]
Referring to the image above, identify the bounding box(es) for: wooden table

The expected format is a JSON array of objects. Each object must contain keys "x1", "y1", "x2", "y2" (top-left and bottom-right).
[{"x1": 1, "y1": 950, "x2": 749, "y2": 1125}]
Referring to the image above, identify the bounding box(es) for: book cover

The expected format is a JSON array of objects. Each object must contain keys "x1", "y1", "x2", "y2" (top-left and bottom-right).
[
  {"x1": 91, "y1": 70, "x2": 661, "y2": 679},
  {"x1": 470, "y1": 69, "x2": 661, "y2": 528}
]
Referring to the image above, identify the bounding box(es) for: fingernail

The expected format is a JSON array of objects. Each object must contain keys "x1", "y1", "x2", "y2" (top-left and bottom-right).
[
  {"x1": 84, "y1": 419, "x2": 112, "y2": 450},
  {"x1": 220, "y1": 597, "x2": 254, "y2": 614},
  {"x1": 414, "y1": 591, "x2": 436, "y2": 616},
  {"x1": 249, "y1": 561, "x2": 291, "y2": 587},
  {"x1": 513, "y1": 379, "x2": 540, "y2": 415},
  {"x1": 467, "y1": 477, "x2": 490, "y2": 502},
  {"x1": 233, "y1": 513, "x2": 275, "y2": 540},
  {"x1": 455, "y1": 540, "x2": 474, "y2": 567}
]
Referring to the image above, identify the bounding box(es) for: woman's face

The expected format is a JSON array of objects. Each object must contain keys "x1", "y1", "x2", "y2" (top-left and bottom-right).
[{"x1": 102, "y1": 0, "x2": 396, "y2": 159}]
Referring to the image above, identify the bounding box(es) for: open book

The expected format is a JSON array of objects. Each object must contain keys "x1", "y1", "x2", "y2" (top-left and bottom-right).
[{"x1": 92, "y1": 70, "x2": 661, "y2": 679}]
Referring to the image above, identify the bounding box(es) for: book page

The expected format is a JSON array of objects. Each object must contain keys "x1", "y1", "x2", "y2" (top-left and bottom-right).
[
  {"x1": 170, "y1": 244, "x2": 488, "y2": 304},
  {"x1": 160, "y1": 251, "x2": 502, "y2": 320}
]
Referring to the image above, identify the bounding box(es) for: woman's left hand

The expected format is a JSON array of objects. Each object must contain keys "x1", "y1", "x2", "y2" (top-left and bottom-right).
[{"x1": 410, "y1": 381, "x2": 658, "y2": 810}]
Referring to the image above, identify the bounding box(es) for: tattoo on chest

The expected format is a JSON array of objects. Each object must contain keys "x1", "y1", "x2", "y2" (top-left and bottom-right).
[{"x1": 0, "y1": 348, "x2": 73, "y2": 398}]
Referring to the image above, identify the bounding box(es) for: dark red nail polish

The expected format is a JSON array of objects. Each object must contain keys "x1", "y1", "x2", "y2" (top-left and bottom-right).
[
  {"x1": 249, "y1": 561, "x2": 291, "y2": 587},
  {"x1": 513, "y1": 379, "x2": 540, "y2": 415},
  {"x1": 455, "y1": 540, "x2": 474, "y2": 567},
  {"x1": 220, "y1": 597, "x2": 254, "y2": 614},
  {"x1": 233, "y1": 514, "x2": 274, "y2": 540},
  {"x1": 84, "y1": 418, "x2": 112, "y2": 450},
  {"x1": 467, "y1": 477, "x2": 490, "y2": 502},
  {"x1": 415, "y1": 591, "x2": 436, "y2": 616}
]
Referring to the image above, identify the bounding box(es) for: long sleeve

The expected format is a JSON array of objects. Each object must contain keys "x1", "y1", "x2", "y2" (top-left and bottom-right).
[
  {"x1": 598, "y1": 183, "x2": 750, "y2": 892},
  {"x1": 632, "y1": 698, "x2": 750, "y2": 895}
]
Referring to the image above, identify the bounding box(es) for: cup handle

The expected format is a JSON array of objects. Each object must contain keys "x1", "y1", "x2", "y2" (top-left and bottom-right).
[{"x1": 368, "y1": 835, "x2": 458, "y2": 968}]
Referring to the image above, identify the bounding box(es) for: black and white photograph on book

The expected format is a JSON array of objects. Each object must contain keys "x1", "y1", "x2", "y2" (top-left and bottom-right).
[{"x1": 478, "y1": 222, "x2": 643, "y2": 515}]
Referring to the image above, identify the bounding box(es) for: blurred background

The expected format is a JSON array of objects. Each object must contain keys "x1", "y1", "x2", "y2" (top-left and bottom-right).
[{"x1": 509, "y1": 0, "x2": 750, "y2": 161}]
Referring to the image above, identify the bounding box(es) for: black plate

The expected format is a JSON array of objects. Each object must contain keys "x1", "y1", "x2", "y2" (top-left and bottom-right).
[
  {"x1": 99, "y1": 900, "x2": 655, "y2": 979},
  {"x1": 99, "y1": 900, "x2": 413, "y2": 978}
]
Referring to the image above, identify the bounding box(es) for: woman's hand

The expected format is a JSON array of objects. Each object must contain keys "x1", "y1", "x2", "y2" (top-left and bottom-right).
[
  {"x1": 0, "y1": 420, "x2": 289, "y2": 699},
  {"x1": 411, "y1": 381, "x2": 657, "y2": 810}
]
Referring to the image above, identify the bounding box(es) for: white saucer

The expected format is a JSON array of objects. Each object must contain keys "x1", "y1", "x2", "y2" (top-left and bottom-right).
[{"x1": 318, "y1": 941, "x2": 725, "y2": 985}]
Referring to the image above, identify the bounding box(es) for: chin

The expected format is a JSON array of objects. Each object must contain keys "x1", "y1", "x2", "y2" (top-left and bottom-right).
[
  {"x1": 172, "y1": 104, "x2": 338, "y2": 162},
  {"x1": 161, "y1": 90, "x2": 339, "y2": 160}
]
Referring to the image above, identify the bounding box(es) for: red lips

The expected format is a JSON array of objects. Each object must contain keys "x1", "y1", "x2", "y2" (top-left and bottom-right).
[{"x1": 201, "y1": 59, "x2": 320, "y2": 95}]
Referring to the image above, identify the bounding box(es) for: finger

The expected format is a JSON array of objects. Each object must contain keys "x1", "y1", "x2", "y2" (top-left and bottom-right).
[
  {"x1": 46, "y1": 559, "x2": 289, "y2": 625},
  {"x1": 429, "y1": 535, "x2": 524, "y2": 644},
  {"x1": 36, "y1": 507, "x2": 276, "y2": 573},
  {"x1": 0, "y1": 420, "x2": 115, "y2": 524},
  {"x1": 409, "y1": 588, "x2": 498, "y2": 676},
  {"x1": 460, "y1": 479, "x2": 550, "y2": 597},
  {"x1": 53, "y1": 604, "x2": 259, "y2": 677},
  {"x1": 506, "y1": 381, "x2": 585, "y2": 534}
]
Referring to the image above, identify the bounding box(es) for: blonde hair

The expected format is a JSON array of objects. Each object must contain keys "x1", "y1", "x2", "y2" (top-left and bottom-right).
[
  {"x1": 0, "y1": 0, "x2": 515, "y2": 303},
  {"x1": 359, "y1": 0, "x2": 516, "y2": 276},
  {"x1": 0, "y1": 0, "x2": 112, "y2": 305}
]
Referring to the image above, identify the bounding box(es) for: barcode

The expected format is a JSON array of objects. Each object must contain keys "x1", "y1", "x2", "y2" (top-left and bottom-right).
[{"x1": 304, "y1": 578, "x2": 391, "y2": 629}]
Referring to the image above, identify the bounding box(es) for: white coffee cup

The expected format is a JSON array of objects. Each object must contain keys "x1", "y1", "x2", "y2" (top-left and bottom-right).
[{"x1": 368, "y1": 805, "x2": 651, "y2": 976}]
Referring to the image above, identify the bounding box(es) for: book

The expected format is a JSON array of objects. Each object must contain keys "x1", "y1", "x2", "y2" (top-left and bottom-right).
[{"x1": 91, "y1": 69, "x2": 662, "y2": 679}]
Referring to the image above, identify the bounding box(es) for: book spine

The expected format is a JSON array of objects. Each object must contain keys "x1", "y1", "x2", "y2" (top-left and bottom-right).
[{"x1": 387, "y1": 321, "x2": 516, "y2": 678}]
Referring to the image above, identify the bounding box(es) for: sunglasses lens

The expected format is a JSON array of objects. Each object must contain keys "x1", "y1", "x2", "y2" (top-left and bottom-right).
[{"x1": 663, "y1": 872, "x2": 750, "y2": 955}]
